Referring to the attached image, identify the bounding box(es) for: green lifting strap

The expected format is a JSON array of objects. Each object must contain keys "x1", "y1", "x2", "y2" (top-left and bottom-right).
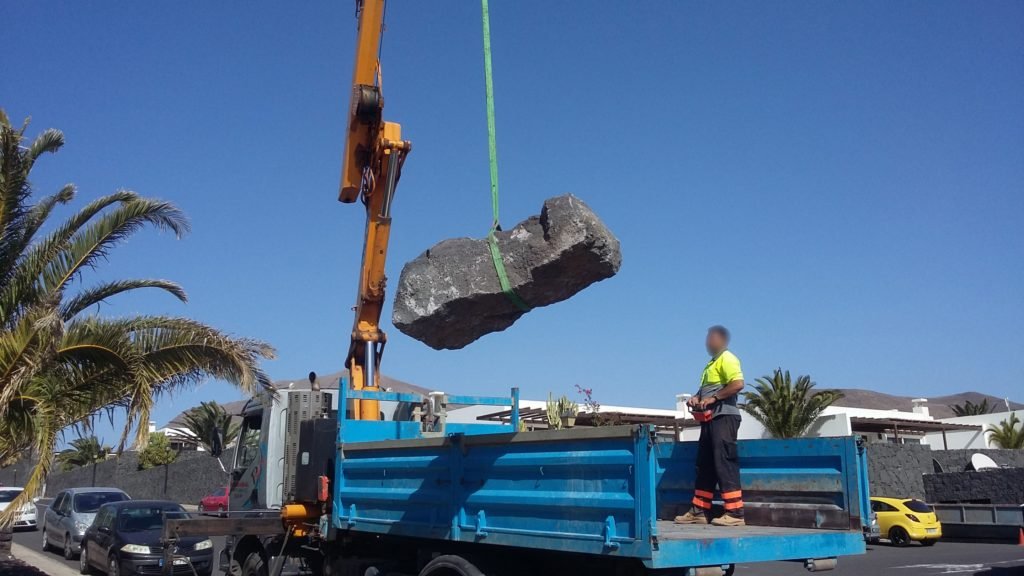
[{"x1": 482, "y1": 0, "x2": 530, "y2": 312}]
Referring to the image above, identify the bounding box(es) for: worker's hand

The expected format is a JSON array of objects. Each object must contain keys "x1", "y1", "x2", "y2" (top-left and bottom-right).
[
  {"x1": 698, "y1": 396, "x2": 717, "y2": 410},
  {"x1": 686, "y1": 396, "x2": 701, "y2": 409}
]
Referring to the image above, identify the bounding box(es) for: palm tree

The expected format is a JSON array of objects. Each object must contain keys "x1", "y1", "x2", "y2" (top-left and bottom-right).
[
  {"x1": 181, "y1": 401, "x2": 240, "y2": 452},
  {"x1": 950, "y1": 399, "x2": 994, "y2": 417},
  {"x1": 741, "y1": 369, "x2": 844, "y2": 438},
  {"x1": 55, "y1": 436, "x2": 111, "y2": 471},
  {"x1": 986, "y1": 414, "x2": 1024, "y2": 449},
  {"x1": 0, "y1": 112, "x2": 275, "y2": 523}
]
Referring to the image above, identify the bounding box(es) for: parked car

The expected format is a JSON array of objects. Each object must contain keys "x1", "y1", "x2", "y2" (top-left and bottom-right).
[
  {"x1": 0, "y1": 487, "x2": 37, "y2": 530},
  {"x1": 197, "y1": 487, "x2": 228, "y2": 516},
  {"x1": 79, "y1": 500, "x2": 213, "y2": 576},
  {"x1": 871, "y1": 496, "x2": 942, "y2": 546},
  {"x1": 43, "y1": 487, "x2": 130, "y2": 559}
]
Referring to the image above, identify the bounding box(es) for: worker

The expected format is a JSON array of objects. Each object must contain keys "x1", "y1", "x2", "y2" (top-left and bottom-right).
[{"x1": 675, "y1": 325, "x2": 746, "y2": 527}]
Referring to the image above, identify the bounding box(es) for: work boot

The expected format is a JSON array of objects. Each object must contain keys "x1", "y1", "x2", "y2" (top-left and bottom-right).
[
  {"x1": 673, "y1": 510, "x2": 708, "y2": 525},
  {"x1": 710, "y1": 514, "x2": 745, "y2": 527}
]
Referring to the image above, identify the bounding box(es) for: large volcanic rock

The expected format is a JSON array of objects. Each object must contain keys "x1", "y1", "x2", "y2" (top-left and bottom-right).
[{"x1": 392, "y1": 194, "x2": 621, "y2": 350}]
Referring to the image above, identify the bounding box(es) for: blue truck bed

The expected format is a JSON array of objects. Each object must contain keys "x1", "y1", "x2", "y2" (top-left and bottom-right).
[{"x1": 330, "y1": 388, "x2": 867, "y2": 571}]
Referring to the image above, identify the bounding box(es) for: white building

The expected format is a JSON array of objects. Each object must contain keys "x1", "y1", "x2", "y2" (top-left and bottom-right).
[
  {"x1": 145, "y1": 421, "x2": 204, "y2": 452},
  {"x1": 448, "y1": 396, "x2": 983, "y2": 449}
]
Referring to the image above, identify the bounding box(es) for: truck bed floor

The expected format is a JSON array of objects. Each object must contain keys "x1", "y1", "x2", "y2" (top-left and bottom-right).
[{"x1": 656, "y1": 521, "x2": 832, "y2": 541}]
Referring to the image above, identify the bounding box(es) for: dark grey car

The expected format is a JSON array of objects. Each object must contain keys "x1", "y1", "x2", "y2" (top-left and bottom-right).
[
  {"x1": 42, "y1": 488, "x2": 130, "y2": 559},
  {"x1": 79, "y1": 501, "x2": 213, "y2": 576}
]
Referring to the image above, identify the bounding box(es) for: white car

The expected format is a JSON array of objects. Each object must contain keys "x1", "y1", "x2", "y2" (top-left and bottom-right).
[{"x1": 0, "y1": 487, "x2": 37, "y2": 530}]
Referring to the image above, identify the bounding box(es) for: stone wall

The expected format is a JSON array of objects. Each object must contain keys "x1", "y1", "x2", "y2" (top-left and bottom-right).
[
  {"x1": 865, "y1": 443, "x2": 932, "y2": 500},
  {"x1": 0, "y1": 448, "x2": 235, "y2": 505},
  {"x1": 929, "y1": 449, "x2": 1024, "y2": 472},
  {"x1": 924, "y1": 468, "x2": 1024, "y2": 504},
  {"x1": 864, "y1": 444, "x2": 1024, "y2": 501}
]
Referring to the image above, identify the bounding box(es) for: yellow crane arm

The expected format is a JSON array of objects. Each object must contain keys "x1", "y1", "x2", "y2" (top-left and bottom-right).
[{"x1": 339, "y1": 0, "x2": 411, "y2": 420}]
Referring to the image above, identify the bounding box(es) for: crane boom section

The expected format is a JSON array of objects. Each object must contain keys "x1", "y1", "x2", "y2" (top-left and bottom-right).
[{"x1": 339, "y1": 0, "x2": 410, "y2": 420}]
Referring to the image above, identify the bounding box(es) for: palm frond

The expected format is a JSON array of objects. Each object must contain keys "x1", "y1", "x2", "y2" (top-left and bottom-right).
[
  {"x1": 40, "y1": 196, "x2": 190, "y2": 297},
  {"x1": 0, "y1": 305, "x2": 63, "y2": 417},
  {"x1": 0, "y1": 191, "x2": 138, "y2": 322},
  {"x1": 61, "y1": 279, "x2": 187, "y2": 320},
  {"x1": 27, "y1": 128, "x2": 65, "y2": 164},
  {"x1": 986, "y1": 413, "x2": 1024, "y2": 449}
]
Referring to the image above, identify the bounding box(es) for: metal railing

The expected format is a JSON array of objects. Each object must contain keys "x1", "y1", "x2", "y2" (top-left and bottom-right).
[{"x1": 933, "y1": 503, "x2": 1023, "y2": 526}]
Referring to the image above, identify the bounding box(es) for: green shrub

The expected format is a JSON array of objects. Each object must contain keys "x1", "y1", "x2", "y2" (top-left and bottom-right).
[{"x1": 138, "y1": 433, "x2": 178, "y2": 470}]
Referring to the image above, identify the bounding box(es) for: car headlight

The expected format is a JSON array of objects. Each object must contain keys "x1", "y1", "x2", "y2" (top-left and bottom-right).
[
  {"x1": 75, "y1": 520, "x2": 91, "y2": 532},
  {"x1": 193, "y1": 539, "x2": 213, "y2": 551},
  {"x1": 121, "y1": 544, "x2": 152, "y2": 554}
]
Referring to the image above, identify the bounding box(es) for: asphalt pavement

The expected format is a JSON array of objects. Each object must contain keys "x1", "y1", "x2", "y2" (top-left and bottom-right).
[{"x1": 11, "y1": 506, "x2": 1024, "y2": 576}]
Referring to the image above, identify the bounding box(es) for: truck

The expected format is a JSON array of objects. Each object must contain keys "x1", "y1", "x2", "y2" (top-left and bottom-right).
[
  {"x1": 163, "y1": 379, "x2": 869, "y2": 576},
  {"x1": 161, "y1": 2, "x2": 870, "y2": 574}
]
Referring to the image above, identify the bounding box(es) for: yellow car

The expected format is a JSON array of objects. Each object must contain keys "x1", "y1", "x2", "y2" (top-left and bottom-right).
[{"x1": 870, "y1": 497, "x2": 942, "y2": 547}]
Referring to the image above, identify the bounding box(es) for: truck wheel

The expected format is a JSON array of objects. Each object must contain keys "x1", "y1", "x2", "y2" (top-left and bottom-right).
[
  {"x1": 418, "y1": 555, "x2": 485, "y2": 576},
  {"x1": 242, "y1": 552, "x2": 268, "y2": 576}
]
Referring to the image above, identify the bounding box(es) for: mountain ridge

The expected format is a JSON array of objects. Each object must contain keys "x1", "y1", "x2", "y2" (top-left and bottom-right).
[{"x1": 826, "y1": 389, "x2": 1021, "y2": 419}]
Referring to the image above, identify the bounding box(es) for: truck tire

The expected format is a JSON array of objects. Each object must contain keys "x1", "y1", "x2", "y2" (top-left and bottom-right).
[
  {"x1": 418, "y1": 555, "x2": 485, "y2": 576},
  {"x1": 242, "y1": 551, "x2": 268, "y2": 576}
]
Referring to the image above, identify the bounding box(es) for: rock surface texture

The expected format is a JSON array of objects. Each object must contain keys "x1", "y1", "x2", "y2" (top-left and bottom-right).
[{"x1": 393, "y1": 194, "x2": 621, "y2": 350}]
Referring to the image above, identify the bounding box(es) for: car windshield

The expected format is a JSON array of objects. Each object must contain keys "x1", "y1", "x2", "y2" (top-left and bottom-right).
[
  {"x1": 903, "y1": 499, "x2": 932, "y2": 513},
  {"x1": 0, "y1": 489, "x2": 22, "y2": 503},
  {"x1": 118, "y1": 506, "x2": 189, "y2": 532},
  {"x1": 74, "y1": 492, "x2": 127, "y2": 513}
]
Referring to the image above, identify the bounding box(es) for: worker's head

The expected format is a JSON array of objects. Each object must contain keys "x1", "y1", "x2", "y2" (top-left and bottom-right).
[{"x1": 706, "y1": 325, "x2": 730, "y2": 356}]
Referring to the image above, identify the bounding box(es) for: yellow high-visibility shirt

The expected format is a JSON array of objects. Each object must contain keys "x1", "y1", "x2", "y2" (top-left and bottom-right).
[{"x1": 698, "y1": 350, "x2": 744, "y2": 417}]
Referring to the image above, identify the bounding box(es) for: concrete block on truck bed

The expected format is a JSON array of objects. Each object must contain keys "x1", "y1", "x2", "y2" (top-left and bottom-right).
[{"x1": 392, "y1": 194, "x2": 621, "y2": 350}]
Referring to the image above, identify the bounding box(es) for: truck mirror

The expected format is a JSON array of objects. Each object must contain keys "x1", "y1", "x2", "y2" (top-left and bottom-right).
[{"x1": 210, "y1": 426, "x2": 224, "y2": 458}]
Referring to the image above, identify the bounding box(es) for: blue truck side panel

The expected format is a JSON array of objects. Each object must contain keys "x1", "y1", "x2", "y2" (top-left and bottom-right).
[{"x1": 332, "y1": 386, "x2": 866, "y2": 569}]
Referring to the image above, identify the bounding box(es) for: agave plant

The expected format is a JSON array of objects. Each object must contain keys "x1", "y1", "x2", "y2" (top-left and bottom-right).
[
  {"x1": 0, "y1": 112, "x2": 275, "y2": 522},
  {"x1": 741, "y1": 369, "x2": 844, "y2": 438}
]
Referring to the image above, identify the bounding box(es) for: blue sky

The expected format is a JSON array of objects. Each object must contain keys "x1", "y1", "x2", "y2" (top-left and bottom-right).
[{"x1": 4, "y1": 1, "x2": 1023, "y2": 442}]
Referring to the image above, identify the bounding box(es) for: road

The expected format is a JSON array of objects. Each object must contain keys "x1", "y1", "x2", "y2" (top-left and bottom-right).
[{"x1": 12, "y1": 506, "x2": 1024, "y2": 576}]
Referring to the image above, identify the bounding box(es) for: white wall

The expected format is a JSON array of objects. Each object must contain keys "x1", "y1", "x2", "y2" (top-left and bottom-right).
[{"x1": 924, "y1": 409, "x2": 1024, "y2": 450}]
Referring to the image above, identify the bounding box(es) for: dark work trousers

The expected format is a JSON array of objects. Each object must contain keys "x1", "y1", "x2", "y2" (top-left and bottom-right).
[{"x1": 692, "y1": 414, "x2": 743, "y2": 517}]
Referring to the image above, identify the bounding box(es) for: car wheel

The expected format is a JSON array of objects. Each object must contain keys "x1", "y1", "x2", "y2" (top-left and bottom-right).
[
  {"x1": 889, "y1": 526, "x2": 911, "y2": 547},
  {"x1": 64, "y1": 533, "x2": 77, "y2": 559},
  {"x1": 218, "y1": 505, "x2": 226, "y2": 517},
  {"x1": 198, "y1": 503, "x2": 205, "y2": 514},
  {"x1": 41, "y1": 525, "x2": 50, "y2": 552},
  {"x1": 241, "y1": 551, "x2": 267, "y2": 576},
  {"x1": 79, "y1": 544, "x2": 92, "y2": 574},
  {"x1": 108, "y1": 555, "x2": 120, "y2": 576},
  {"x1": 921, "y1": 539, "x2": 937, "y2": 547}
]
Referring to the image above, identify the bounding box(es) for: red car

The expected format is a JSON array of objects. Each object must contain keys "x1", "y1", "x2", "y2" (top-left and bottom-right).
[{"x1": 198, "y1": 487, "x2": 228, "y2": 515}]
